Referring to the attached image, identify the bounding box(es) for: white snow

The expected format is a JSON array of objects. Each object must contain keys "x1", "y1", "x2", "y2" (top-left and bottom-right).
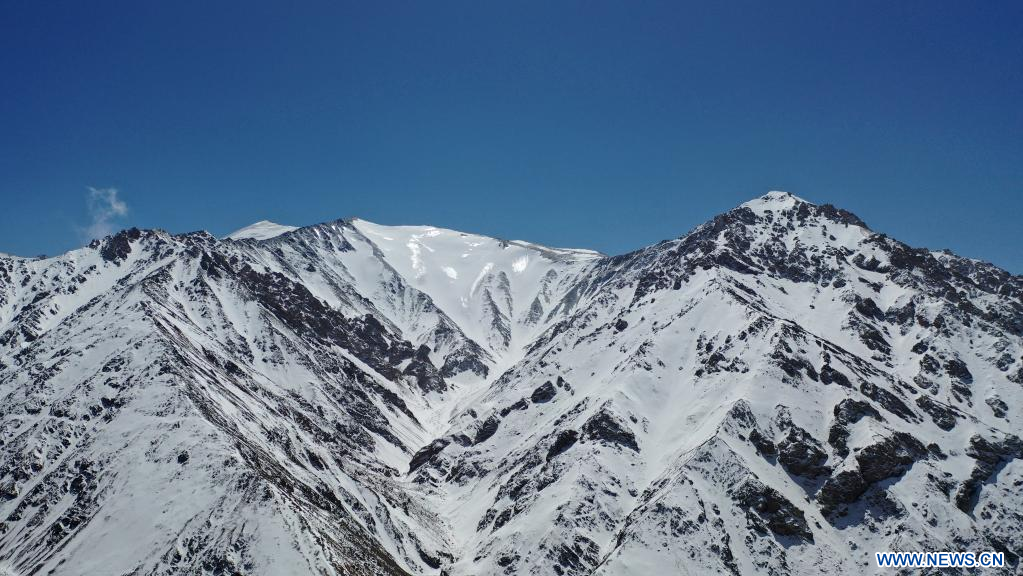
[
  {"x1": 350, "y1": 218, "x2": 599, "y2": 358},
  {"x1": 225, "y1": 220, "x2": 299, "y2": 240}
]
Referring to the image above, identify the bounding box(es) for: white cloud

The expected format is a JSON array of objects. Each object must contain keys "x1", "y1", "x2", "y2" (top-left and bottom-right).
[{"x1": 81, "y1": 187, "x2": 129, "y2": 240}]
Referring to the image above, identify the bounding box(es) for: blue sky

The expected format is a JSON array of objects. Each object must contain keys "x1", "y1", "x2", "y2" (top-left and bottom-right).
[{"x1": 1, "y1": 1, "x2": 1021, "y2": 271}]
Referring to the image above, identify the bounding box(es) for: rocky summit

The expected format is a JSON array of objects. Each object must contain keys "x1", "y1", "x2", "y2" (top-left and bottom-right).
[{"x1": 0, "y1": 192, "x2": 1021, "y2": 575}]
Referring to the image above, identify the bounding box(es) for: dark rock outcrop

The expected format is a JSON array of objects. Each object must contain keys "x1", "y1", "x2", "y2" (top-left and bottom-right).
[
  {"x1": 474, "y1": 416, "x2": 500, "y2": 445},
  {"x1": 748, "y1": 429, "x2": 777, "y2": 456},
  {"x1": 828, "y1": 399, "x2": 882, "y2": 457},
  {"x1": 733, "y1": 478, "x2": 813, "y2": 542},
  {"x1": 410, "y1": 438, "x2": 450, "y2": 473},
  {"x1": 915, "y1": 395, "x2": 961, "y2": 431},
  {"x1": 855, "y1": 432, "x2": 927, "y2": 484},
  {"x1": 531, "y1": 381, "x2": 558, "y2": 403},
  {"x1": 581, "y1": 410, "x2": 639, "y2": 452},
  {"x1": 954, "y1": 435, "x2": 1023, "y2": 515},
  {"x1": 546, "y1": 430, "x2": 579, "y2": 462},
  {"x1": 778, "y1": 426, "x2": 830, "y2": 479},
  {"x1": 99, "y1": 227, "x2": 142, "y2": 263}
]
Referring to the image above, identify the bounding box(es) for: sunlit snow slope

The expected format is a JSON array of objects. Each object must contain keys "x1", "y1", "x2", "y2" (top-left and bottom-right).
[
  {"x1": 226, "y1": 220, "x2": 299, "y2": 241},
  {"x1": 1, "y1": 193, "x2": 1021, "y2": 575}
]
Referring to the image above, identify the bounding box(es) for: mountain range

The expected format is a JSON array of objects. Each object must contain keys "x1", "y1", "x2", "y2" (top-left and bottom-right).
[{"x1": 0, "y1": 191, "x2": 1020, "y2": 575}]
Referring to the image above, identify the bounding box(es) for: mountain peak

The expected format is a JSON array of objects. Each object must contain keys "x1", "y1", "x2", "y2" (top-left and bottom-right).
[
  {"x1": 728, "y1": 191, "x2": 871, "y2": 232},
  {"x1": 740, "y1": 190, "x2": 810, "y2": 212},
  {"x1": 225, "y1": 220, "x2": 299, "y2": 240}
]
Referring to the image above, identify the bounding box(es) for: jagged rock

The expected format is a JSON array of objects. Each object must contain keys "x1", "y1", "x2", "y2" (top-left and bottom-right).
[
  {"x1": 915, "y1": 395, "x2": 961, "y2": 431},
  {"x1": 403, "y1": 345, "x2": 448, "y2": 393},
  {"x1": 828, "y1": 399, "x2": 882, "y2": 457},
  {"x1": 99, "y1": 227, "x2": 142, "y2": 262},
  {"x1": 986, "y1": 396, "x2": 1008, "y2": 419},
  {"x1": 919, "y1": 354, "x2": 941, "y2": 374},
  {"x1": 550, "y1": 534, "x2": 600, "y2": 575},
  {"x1": 499, "y1": 398, "x2": 529, "y2": 417},
  {"x1": 818, "y1": 433, "x2": 926, "y2": 519},
  {"x1": 858, "y1": 381, "x2": 917, "y2": 422},
  {"x1": 855, "y1": 297, "x2": 884, "y2": 321},
  {"x1": 748, "y1": 429, "x2": 777, "y2": 456},
  {"x1": 474, "y1": 416, "x2": 500, "y2": 445},
  {"x1": 944, "y1": 358, "x2": 973, "y2": 384},
  {"x1": 773, "y1": 352, "x2": 819, "y2": 381},
  {"x1": 820, "y1": 364, "x2": 852, "y2": 387},
  {"x1": 778, "y1": 426, "x2": 830, "y2": 478},
  {"x1": 855, "y1": 432, "x2": 927, "y2": 484},
  {"x1": 955, "y1": 435, "x2": 1023, "y2": 514},
  {"x1": 531, "y1": 381, "x2": 558, "y2": 403},
  {"x1": 733, "y1": 478, "x2": 813, "y2": 542},
  {"x1": 410, "y1": 439, "x2": 450, "y2": 472},
  {"x1": 818, "y1": 470, "x2": 868, "y2": 515},
  {"x1": 546, "y1": 430, "x2": 579, "y2": 462},
  {"x1": 581, "y1": 409, "x2": 638, "y2": 452}
]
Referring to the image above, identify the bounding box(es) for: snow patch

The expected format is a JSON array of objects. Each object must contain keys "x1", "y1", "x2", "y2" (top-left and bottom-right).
[
  {"x1": 512, "y1": 256, "x2": 529, "y2": 273},
  {"x1": 470, "y1": 263, "x2": 493, "y2": 296}
]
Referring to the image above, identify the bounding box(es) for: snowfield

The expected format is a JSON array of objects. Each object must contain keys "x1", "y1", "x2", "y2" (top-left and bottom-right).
[{"x1": 0, "y1": 192, "x2": 1021, "y2": 575}]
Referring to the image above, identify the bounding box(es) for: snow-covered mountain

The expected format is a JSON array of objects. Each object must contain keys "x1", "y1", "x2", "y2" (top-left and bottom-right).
[{"x1": 1, "y1": 192, "x2": 1020, "y2": 575}]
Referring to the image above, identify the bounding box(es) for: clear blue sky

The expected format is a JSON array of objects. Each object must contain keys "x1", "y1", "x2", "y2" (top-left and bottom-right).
[{"x1": 1, "y1": 1, "x2": 1021, "y2": 271}]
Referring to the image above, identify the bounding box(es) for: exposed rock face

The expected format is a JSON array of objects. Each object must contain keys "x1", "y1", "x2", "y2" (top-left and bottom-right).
[
  {"x1": 531, "y1": 381, "x2": 558, "y2": 403},
  {"x1": 404, "y1": 345, "x2": 447, "y2": 393},
  {"x1": 915, "y1": 394, "x2": 962, "y2": 430},
  {"x1": 581, "y1": 408, "x2": 639, "y2": 452},
  {"x1": 817, "y1": 470, "x2": 869, "y2": 516},
  {"x1": 474, "y1": 415, "x2": 500, "y2": 445},
  {"x1": 818, "y1": 432, "x2": 928, "y2": 518},
  {"x1": 546, "y1": 430, "x2": 580, "y2": 461},
  {"x1": 955, "y1": 435, "x2": 1023, "y2": 515},
  {"x1": 828, "y1": 399, "x2": 883, "y2": 457},
  {"x1": 733, "y1": 478, "x2": 814, "y2": 542},
  {"x1": 98, "y1": 227, "x2": 142, "y2": 263},
  {"x1": 855, "y1": 432, "x2": 928, "y2": 484},
  {"x1": 1, "y1": 192, "x2": 1021, "y2": 575},
  {"x1": 778, "y1": 425, "x2": 831, "y2": 479}
]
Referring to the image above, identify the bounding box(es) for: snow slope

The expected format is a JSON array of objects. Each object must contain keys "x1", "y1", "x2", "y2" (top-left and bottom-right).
[
  {"x1": 350, "y1": 219, "x2": 601, "y2": 361},
  {"x1": 1, "y1": 193, "x2": 1021, "y2": 575},
  {"x1": 226, "y1": 220, "x2": 299, "y2": 240}
]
